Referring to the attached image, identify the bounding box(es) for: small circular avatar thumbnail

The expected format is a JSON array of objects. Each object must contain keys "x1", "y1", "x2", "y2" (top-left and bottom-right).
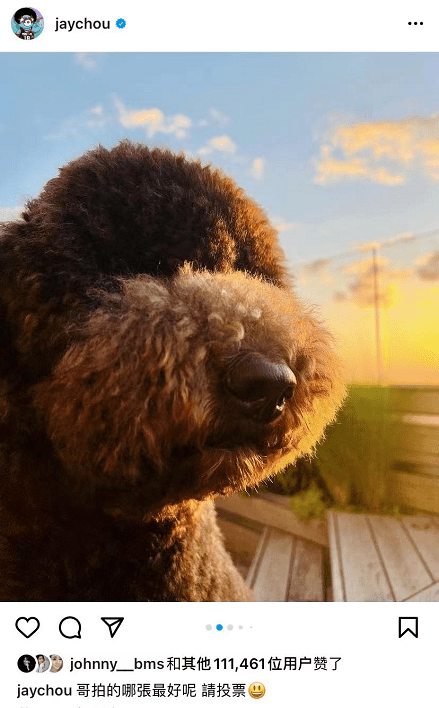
[{"x1": 12, "y1": 7, "x2": 44, "y2": 40}]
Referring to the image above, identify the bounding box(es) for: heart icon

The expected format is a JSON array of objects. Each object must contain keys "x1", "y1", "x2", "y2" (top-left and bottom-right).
[{"x1": 15, "y1": 617, "x2": 40, "y2": 638}]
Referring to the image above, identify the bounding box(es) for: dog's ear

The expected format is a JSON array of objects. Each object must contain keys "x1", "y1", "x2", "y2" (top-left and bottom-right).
[
  {"x1": 0, "y1": 213, "x2": 105, "y2": 386},
  {"x1": 0, "y1": 220, "x2": 42, "y2": 387}
]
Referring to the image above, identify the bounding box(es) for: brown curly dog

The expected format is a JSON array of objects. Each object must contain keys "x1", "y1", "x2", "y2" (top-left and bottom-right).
[{"x1": 0, "y1": 141, "x2": 345, "y2": 601}]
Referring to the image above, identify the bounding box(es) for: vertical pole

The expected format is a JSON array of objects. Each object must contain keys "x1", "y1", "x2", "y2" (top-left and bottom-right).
[{"x1": 372, "y1": 248, "x2": 383, "y2": 384}]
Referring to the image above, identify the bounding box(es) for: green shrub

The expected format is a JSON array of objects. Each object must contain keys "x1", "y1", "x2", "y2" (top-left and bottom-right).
[{"x1": 272, "y1": 385, "x2": 392, "y2": 513}]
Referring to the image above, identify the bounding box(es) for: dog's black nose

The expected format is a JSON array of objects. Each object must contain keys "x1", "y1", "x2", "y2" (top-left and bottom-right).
[{"x1": 226, "y1": 355, "x2": 296, "y2": 424}]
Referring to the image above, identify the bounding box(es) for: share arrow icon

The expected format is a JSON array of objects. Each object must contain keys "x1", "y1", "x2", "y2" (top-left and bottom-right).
[{"x1": 101, "y1": 617, "x2": 124, "y2": 638}]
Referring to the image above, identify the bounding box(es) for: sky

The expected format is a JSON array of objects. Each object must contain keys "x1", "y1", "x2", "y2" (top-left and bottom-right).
[{"x1": 1, "y1": 52, "x2": 438, "y2": 384}]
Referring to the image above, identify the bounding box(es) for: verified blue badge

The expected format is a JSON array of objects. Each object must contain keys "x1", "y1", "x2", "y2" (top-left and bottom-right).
[
  {"x1": 12, "y1": 7, "x2": 44, "y2": 39},
  {"x1": 116, "y1": 18, "x2": 126, "y2": 29}
]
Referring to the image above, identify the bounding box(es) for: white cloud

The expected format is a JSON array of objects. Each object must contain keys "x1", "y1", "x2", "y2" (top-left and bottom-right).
[
  {"x1": 271, "y1": 217, "x2": 297, "y2": 234},
  {"x1": 209, "y1": 108, "x2": 230, "y2": 126},
  {"x1": 0, "y1": 205, "x2": 24, "y2": 221},
  {"x1": 45, "y1": 105, "x2": 106, "y2": 140},
  {"x1": 355, "y1": 232, "x2": 416, "y2": 253},
  {"x1": 416, "y1": 251, "x2": 439, "y2": 281},
  {"x1": 336, "y1": 255, "x2": 412, "y2": 308},
  {"x1": 198, "y1": 135, "x2": 237, "y2": 156},
  {"x1": 114, "y1": 97, "x2": 191, "y2": 139},
  {"x1": 315, "y1": 113, "x2": 439, "y2": 185},
  {"x1": 315, "y1": 144, "x2": 404, "y2": 186},
  {"x1": 304, "y1": 257, "x2": 332, "y2": 274},
  {"x1": 197, "y1": 109, "x2": 229, "y2": 129},
  {"x1": 75, "y1": 53, "x2": 98, "y2": 70},
  {"x1": 250, "y1": 157, "x2": 264, "y2": 180}
]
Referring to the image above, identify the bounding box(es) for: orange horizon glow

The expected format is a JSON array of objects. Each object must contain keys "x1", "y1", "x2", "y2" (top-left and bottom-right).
[{"x1": 305, "y1": 276, "x2": 439, "y2": 387}]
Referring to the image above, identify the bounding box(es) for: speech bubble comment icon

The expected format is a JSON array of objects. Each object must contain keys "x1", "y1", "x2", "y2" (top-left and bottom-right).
[{"x1": 59, "y1": 616, "x2": 82, "y2": 639}]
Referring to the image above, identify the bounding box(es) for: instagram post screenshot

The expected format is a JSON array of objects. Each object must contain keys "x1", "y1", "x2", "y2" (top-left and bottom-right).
[{"x1": 1, "y1": 1, "x2": 439, "y2": 705}]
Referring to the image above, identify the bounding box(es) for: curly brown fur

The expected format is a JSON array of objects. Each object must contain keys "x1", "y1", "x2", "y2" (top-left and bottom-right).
[{"x1": 0, "y1": 140, "x2": 345, "y2": 601}]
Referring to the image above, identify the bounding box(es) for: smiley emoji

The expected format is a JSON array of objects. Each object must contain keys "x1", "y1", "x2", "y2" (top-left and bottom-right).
[{"x1": 248, "y1": 682, "x2": 265, "y2": 699}]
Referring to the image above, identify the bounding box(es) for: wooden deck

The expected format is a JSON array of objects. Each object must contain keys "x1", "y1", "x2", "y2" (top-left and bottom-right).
[
  {"x1": 328, "y1": 511, "x2": 439, "y2": 601},
  {"x1": 215, "y1": 387, "x2": 439, "y2": 600},
  {"x1": 246, "y1": 527, "x2": 331, "y2": 601},
  {"x1": 216, "y1": 495, "x2": 439, "y2": 602},
  {"x1": 216, "y1": 495, "x2": 331, "y2": 601}
]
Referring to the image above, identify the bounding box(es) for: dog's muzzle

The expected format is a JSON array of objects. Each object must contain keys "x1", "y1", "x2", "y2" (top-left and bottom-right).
[{"x1": 226, "y1": 354, "x2": 296, "y2": 424}]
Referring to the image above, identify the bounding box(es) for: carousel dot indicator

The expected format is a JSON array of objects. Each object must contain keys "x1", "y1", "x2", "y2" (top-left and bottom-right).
[{"x1": 216, "y1": 624, "x2": 223, "y2": 631}]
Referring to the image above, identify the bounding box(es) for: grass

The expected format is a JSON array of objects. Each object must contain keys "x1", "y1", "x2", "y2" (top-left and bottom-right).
[
  {"x1": 316, "y1": 384, "x2": 392, "y2": 510},
  {"x1": 271, "y1": 385, "x2": 395, "y2": 518},
  {"x1": 288, "y1": 482, "x2": 330, "y2": 522}
]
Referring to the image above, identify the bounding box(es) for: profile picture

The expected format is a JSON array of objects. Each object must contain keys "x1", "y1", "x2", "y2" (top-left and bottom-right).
[
  {"x1": 11, "y1": 7, "x2": 44, "y2": 40},
  {"x1": 18, "y1": 654, "x2": 36, "y2": 673},
  {"x1": 50, "y1": 655, "x2": 64, "y2": 673},
  {"x1": 35, "y1": 654, "x2": 50, "y2": 672}
]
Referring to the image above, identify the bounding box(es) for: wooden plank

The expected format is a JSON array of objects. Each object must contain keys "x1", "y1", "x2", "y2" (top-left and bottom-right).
[
  {"x1": 368, "y1": 516, "x2": 432, "y2": 601},
  {"x1": 217, "y1": 518, "x2": 262, "y2": 555},
  {"x1": 287, "y1": 538, "x2": 324, "y2": 602},
  {"x1": 246, "y1": 527, "x2": 269, "y2": 589},
  {"x1": 393, "y1": 451, "x2": 439, "y2": 469},
  {"x1": 393, "y1": 450, "x2": 439, "y2": 469},
  {"x1": 391, "y1": 423, "x2": 439, "y2": 457},
  {"x1": 327, "y1": 511, "x2": 345, "y2": 602},
  {"x1": 388, "y1": 387, "x2": 439, "y2": 414},
  {"x1": 258, "y1": 491, "x2": 295, "y2": 507},
  {"x1": 405, "y1": 582, "x2": 439, "y2": 601},
  {"x1": 216, "y1": 506, "x2": 264, "y2": 533},
  {"x1": 216, "y1": 495, "x2": 328, "y2": 547},
  {"x1": 332, "y1": 512, "x2": 394, "y2": 601},
  {"x1": 250, "y1": 528, "x2": 294, "y2": 602},
  {"x1": 387, "y1": 471, "x2": 439, "y2": 514},
  {"x1": 391, "y1": 462, "x2": 439, "y2": 479},
  {"x1": 401, "y1": 516, "x2": 439, "y2": 581},
  {"x1": 324, "y1": 550, "x2": 333, "y2": 602},
  {"x1": 399, "y1": 414, "x2": 439, "y2": 427},
  {"x1": 216, "y1": 517, "x2": 262, "y2": 579}
]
